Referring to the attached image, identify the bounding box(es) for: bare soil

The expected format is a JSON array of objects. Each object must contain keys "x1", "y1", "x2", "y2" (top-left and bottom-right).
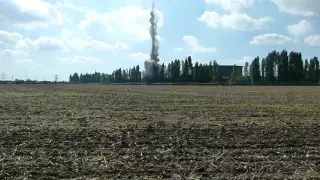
[{"x1": 0, "y1": 85, "x2": 320, "y2": 179}]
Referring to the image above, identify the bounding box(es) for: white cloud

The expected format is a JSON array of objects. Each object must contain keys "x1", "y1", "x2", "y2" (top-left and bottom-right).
[
  {"x1": 59, "y1": 56, "x2": 102, "y2": 64},
  {"x1": 174, "y1": 48, "x2": 183, "y2": 52},
  {"x1": 241, "y1": 56, "x2": 254, "y2": 62},
  {"x1": 33, "y1": 37, "x2": 68, "y2": 51},
  {"x1": 0, "y1": 31, "x2": 24, "y2": 50},
  {"x1": 35, "y1": 63, "x2": 44, "y2": 67},
  {"x1": 57, "y1": 0, "x2": 88, "y2": 12},
  {"x1": 205, "y1": 0, "x2": 255, "y2": 12},
  {"x1": 69, "y1": 37, "x2": 113, "y2": 50},
  {"x1": 0, "y1": 0, "x2": 62, "y2": 28},
  {"x1": 0, "y1": 30, "x2": 68, "y2": 52},
  {"x1": 79, "y1": 6, "x2": 164, "y2": 40},
  {"x1": 59, "y1": 28, "x2": 129, "y2": 51},
  {"x1": 250, "y1": 33, "x2": 292, "y2": 45},
  {"x1": 0, "y1": 49, "x2": 28, "y2": 57},
  {"x1": 1, "y1": 29, "x2": 128, "y2": 54},
  {"x1": 183, "y1": 35, "x2": 217, "y2": 53},
  {"x1": 60, "y1": 28, "x2": 72, "y2": 39},
  {"x1": 63, "y1": 17, "x2": 73, "y2": 24},
  {"x1": 65, "y1": 36, "x2": 128, "y2": 51},
  {"x1": 0, "y1": 31, "x2": 23, "y2": 45},
  {"x1": 0, "y1": 41, "x2": 5, "y2": 47},
  {"x1": 15, "y1": 38, "x2": 34, "y2": 51},
  {"x1": 234, "y1": 56, "x2": 254, "y2": 64},
  {"x1": 304, "y1": 35, "x2": 320, "y2": 46},
  {"x1": 0, "y1": 30, "x2": 33, "y2": 51},
  {"x1": 129, "y1": 52, "x2": 150, "y2": 62},
  {"x1": 287, "y1": 20, "x2": 312, "y2": 36},
  {"x1": 199, "y1": 11, "x2": 221, "y2": 28},
  {"x1": 114, "y1": 41, "x2": 129, "y2": 50},
  {"x1": 272, "y1": 0, "x2": 320, "y2": 17},
  {"x1": 13, "y1": 58, "x2": 33, "y2": 63},
  {"x1": 79, "y1": 11, "x2": 114, "y2": 34},
  {"x1": 0, "y1": 49, "x2": 30, "y2": 65},
  {"x1": 199, "y1": 11, "x2": 272, "y2": 31}
]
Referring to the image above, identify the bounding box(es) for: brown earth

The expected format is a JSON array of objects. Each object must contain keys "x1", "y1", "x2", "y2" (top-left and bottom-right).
[{"x1": 0, "y1": 84, "x2": 320, "y2": 179}]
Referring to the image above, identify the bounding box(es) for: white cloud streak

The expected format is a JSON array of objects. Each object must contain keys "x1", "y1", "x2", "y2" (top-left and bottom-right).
[{"x1": 183, "y1": 35, "x2": 217, "y2": 53}]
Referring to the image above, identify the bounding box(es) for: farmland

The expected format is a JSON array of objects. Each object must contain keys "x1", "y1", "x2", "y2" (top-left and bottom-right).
[{"x1": 0, "y1": 84, "x2": 320, "y2": 179}]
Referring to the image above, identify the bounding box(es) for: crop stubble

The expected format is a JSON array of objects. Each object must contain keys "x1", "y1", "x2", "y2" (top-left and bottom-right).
[{"x1": 0, "y1": 84, "x2": 320, "y2": 179}]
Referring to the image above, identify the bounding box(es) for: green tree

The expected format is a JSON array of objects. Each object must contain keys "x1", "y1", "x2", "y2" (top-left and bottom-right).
[
  {"x1": 136, "y1": 65, "x2": 141, "y2": 82},
  {"x1": 129, "y1": 67, "x2": 134, "y2": 82},
  {"x1": 187, "y1": 56, "x2": 193, "y2": 81},
  {"x1": 265, "y1": 52, "x2": 276, "y2": 82},
  {"x1": 304, "y1": 59, "x2": 309, "y2": 81},
  {"x1": 199, "y1": 64, "x2": 203, "y2": 82},
  {"x1": 212, "y1": 60, "x2": 220, "y2": 81},
  {"x1": 175, "y1": 60, "x2": 181, "y2": 82},
  {"x1": 72, "y1": 73, "x2": 80, "y2": 83},
  {"x1": 282, "y1": 50, "x2": 289, "y2": 82},
  {"x1": 250, "y1": 57, "x2": 260, "y2": 82},
  {"x1": 160, "y1": 63, "x2": 165, "y2": 82},
  {"x1": 296, "y1": 53, "x2": 304, "y2": 82},
  {"x1": 278, "y1": 50, "x2": 288, "y2": 82},
  {"x1": 288, "y1": 52, "x2": 303, "y2": 82},
  {"x1": 288, "y1": 52, "x2": 295, "y2": 82},
  {"x1": 182, "y1": 58, "x2": 188, "y2": 82},
  {"x1": 122, "y1": 69, "x2": 126, "y2": 82},
  {"x1": 151, "y1": 63, "x2": 159, "y2": 82},
  {"x1": 167, "y1": 62, "x2": 172, "y2": 81},
  {"x1": 209, "y1": 61, "x2": 213, "y2": 82},
  {"x1": 315, "y1": 57, "x2": 319, "y2": 83},
  {"x1": 194, "y1": 61, "x2": 199, "y2": 82},
  {"x1": 309, "y1": 58, "x2": 315, "y2": 82},
  {"x1": 261, "y1": 58, "x2": 266, "y2": 81}
]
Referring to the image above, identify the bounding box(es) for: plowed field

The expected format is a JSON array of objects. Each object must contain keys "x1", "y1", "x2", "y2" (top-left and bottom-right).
[{"x1": 0, "y1": 85, "x2": 320, "y2": 179}]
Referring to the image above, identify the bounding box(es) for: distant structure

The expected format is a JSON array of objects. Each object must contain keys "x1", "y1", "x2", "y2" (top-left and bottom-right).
[
  {"x1": 219, "y1": 65, "x2": 243, "y2": 77},
  {"x1": 54, "y1": 74, "x2": 59, "y2": 83},
  {"x1": 1, "y1": 73, "x2": 6, "y2": 81}
]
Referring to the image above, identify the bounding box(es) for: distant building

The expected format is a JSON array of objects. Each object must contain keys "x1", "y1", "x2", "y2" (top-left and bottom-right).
[{"x1": 219, "y1": 65, "x2": 243, "y2": 77}]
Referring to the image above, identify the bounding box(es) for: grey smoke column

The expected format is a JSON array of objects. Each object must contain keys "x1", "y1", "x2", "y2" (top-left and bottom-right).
[
  {"x1": 149, "y1": 0, "x2": 159, "y2": 63},
  {"x1": 144, "y1": 0, "x2": 160, "y2": 77}
]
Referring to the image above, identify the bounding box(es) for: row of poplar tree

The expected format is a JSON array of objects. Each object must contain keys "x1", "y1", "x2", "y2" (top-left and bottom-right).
[
  {"x1": 69, "y1": 65, "x2": 142, "y2": 83},
  {"x1": 69, "y1": 50, "x2": 320, "y2": 84},
  {"x1": 69, "y1": 56, "x2": 222, "y2": 83},
  {"x1": 248, "y1": 50, "x2": 319, "y2": 83}
]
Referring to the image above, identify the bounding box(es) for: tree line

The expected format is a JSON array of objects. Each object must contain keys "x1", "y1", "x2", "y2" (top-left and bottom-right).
[
  {"x1": 248, "y1": 50, "x2": 319, "y2": 83},
  {"x1": 69, "y1": 57, "x2": 225, "y2": 83},
  {"x1": 69, "y1": 65, "x2": 142, "y2": 83},
  {"x1": 69, "y1": 50, "x2": 319, "y2": 84}
]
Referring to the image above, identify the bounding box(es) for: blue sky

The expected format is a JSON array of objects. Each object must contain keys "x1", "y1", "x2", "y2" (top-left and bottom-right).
[{"x1": 0, "y1": 0, "x2": 319, "y2": 81}]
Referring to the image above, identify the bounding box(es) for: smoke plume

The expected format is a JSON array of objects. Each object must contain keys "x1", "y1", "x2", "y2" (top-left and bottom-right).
[
  {"x1": 149, "y1": 3, "x2": 160, "y2": 63},
  {"x1": 144, "y1": 1, "x2": 160, "y2": 77}
]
